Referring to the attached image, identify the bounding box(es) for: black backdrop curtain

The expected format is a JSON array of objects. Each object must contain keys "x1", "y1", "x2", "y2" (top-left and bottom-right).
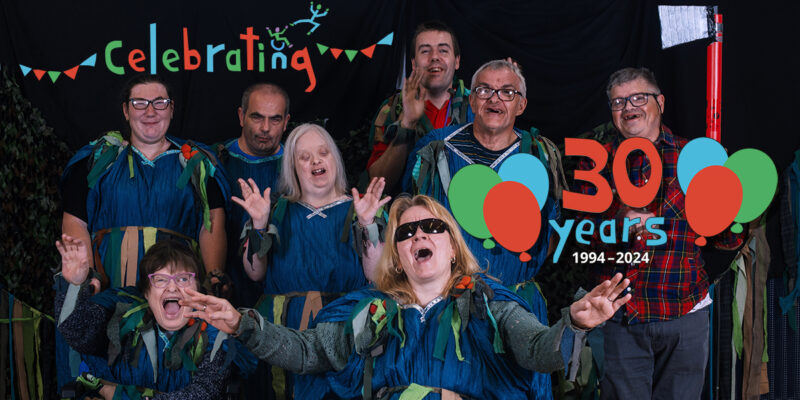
[{"x1": 3, "y1": 0, "x2": 797, "y2": 172}]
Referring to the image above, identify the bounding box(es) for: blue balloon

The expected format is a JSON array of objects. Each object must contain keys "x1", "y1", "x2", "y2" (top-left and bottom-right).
[
  {"x1": 497, "y1": 153, "x2": 549, "y2": 210},
  {"x1": 677, "y1": 137, "x2": 728, "y2": 194}
]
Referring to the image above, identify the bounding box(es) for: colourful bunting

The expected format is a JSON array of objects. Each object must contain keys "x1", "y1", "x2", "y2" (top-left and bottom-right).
[
  {"x1": 19, "y1": 52, "x2": 96, "y2": 83},
  {"x1": 315, "y1": 31, "x2": 393, "y2": 62},
  {"x1": 360, "y1": 44, "x2": 376, "y2": 58},
  {"x1": 81, "y1": 53, "x2": 97, "y2": 67},
  {"x1": 376, "y1": 32, "x2": 394, "y2": 46},
  {"x1": 63, "y1": 66, "x2": 79, "y2": 79}
]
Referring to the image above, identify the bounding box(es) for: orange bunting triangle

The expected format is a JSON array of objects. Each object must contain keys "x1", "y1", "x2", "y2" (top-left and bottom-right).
[
  {"x1": 33, "y1": 69, "x2": 46, "y2": 80},
  {"x1": 360, "y1": 44, "x2": 376, "y2": 58},
  {"x1": 63, "y1": 65, "x2": 79, "y2": 79},
  {"x1": 330, "y1": 48, "x2": 342, "y2": 59}
]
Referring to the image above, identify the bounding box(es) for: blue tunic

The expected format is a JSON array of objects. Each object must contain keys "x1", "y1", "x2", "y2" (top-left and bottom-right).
[
  {"x1": 57, "y1": 135, "x2": 229, "y2": 390},
  {"x1": 218, "y1": 138, "x2": 282, "y2": 308},
  {"x1": 295, "y1": 277, "x2": 539, "y2": 399},
  {"x1": 71, "y1": 287, "x2": 244, "y2": 398},
  {"x1": 258, "y1": 197, "x2": 369, "y2": 397},
  {"x1": 61, "y1": 135, "x2": 230, "y2": 288},
  {"x1": 402, "y1": 123, "x2": 560, "y2": 399}
]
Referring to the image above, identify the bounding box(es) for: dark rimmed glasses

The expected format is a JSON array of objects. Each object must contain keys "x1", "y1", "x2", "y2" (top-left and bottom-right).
[
  {"x1": 129, "y1": 98, "x2": 172, "y2": 110},
  {"x1": 473, "y1": 86, "x2": 523, "y2": 101},
  {"x1": 609, "y1": 93, "x2": 659, "y2": 111},
  {"x1": 395, "y1": 218, "x2": 449, "y2": 242},
  {"x1": 148, "y1": 272, "x2": 195, "y2": 288}
]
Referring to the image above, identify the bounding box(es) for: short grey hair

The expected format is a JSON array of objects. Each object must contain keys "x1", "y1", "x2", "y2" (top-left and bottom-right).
[
  {"x1": 278, "y1": 123, "x2": 348, "y2": 202},
  {"x1": 470, "y1": 59, "x2": 526, "y2": 98},
  {"x1": 606, "y1": 67, "x2": 661, "y2": 100}
]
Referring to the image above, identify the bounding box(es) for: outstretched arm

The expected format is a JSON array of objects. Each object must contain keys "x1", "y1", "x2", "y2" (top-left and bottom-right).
[
  {"x1": 495, "y1": 273, "x2": 630, "y2": 373},
  {"x1": 182, "y1": 289, "x2": 353, "y2": 375}
]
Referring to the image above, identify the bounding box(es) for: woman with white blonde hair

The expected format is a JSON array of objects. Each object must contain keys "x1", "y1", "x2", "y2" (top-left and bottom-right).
[
  {"x1": 231, "y1": 123, "x2": 390, "y2": 398},
  {"x1": 185, "y1": 194, "x2": 631, "y2": 399}
]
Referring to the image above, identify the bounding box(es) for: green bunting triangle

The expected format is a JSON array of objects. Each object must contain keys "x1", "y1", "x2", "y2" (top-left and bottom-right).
[
  {"x1": 316, "y1": 43, "x2": 329, "y2": 55},
  {"x1": 48, "y1": 71, "x2": 61, "y2": 83},
  {"x1": 344, "y1": 50, "x2": 358, "y2": 62}
]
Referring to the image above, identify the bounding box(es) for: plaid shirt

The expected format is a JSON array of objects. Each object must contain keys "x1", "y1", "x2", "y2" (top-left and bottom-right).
[{"x1": 574, "y1": 128, "x2": 743, "y2": 323}]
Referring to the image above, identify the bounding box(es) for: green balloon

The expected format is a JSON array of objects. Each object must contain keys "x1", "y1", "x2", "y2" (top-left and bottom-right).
[
  {"x1": 723, "y1": 149, "x2": 777, "y2": 223},
  {"x1": 448, "y1": 164, "x2": 502, "y2": 239}
]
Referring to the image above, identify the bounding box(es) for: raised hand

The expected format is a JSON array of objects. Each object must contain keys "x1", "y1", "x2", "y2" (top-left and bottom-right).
[
  {"x1": 56, "y1": 234, "x2": 91, "y2": 286},
  {"x1": 181, "y1": 288, "x2": 242, "y2": 335},
  {"x1": 231, "y1": 178, "x2": 271, "y2": 229},
  {"x1": 352, "y1": 177, "x2": 391, "y2": 226},
  {"x1": 569, "y1": 273, "x2": 631, "y2": 330},
  {"x1": 400, "y1": 67, "x2": 427, "y2": 129}
]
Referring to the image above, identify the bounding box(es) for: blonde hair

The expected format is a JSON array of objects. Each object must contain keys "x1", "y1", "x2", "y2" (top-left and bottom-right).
[
  {"x1": 376, "y1": 195, "x2": 482, "y2": 304},
  {"x1": 278, "y1": 123, "x2": 348, "y2": 202}
]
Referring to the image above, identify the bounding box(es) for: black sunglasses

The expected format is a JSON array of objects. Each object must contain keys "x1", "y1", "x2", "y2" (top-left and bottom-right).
[{"x1": 395, "y1": 218, "x2": 449, "y2": 242}]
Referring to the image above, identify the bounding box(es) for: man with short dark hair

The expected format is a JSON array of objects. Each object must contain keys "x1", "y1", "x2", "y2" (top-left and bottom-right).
[
  {"x1": 574, "y1": 67, "x2": 743, "y2": 399},
  {"x1": 401, "y1": 59, "x2": 566, "y2": 400},
  {"x1": 366, "y1": 20, "x2": 472, "y2": 195},
  {"x1": 217, "y1": 83, "x2": 290, "y2": 308}
]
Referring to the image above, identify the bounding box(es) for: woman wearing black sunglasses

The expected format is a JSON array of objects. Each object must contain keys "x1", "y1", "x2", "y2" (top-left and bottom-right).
[{"x1": 183, "y1": 194, "x2": 631, "y2": 399}]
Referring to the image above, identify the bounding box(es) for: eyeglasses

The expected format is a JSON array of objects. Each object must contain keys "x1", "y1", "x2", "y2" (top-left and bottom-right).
[
  {"x1": 395, "y1": 218, "x2": 449, "y2": 242},
  {"x1": 128, "y1": 98, "x2": 172, "y2": 110},
  {"x1": 609, "y1": 93, "x2": 659, "y2": 111},
  {"x1": 473, "y1": 86, "x2": 523, "y2": 101},
  {"x1": 147, "y1": 272, "x2": 195, "y2": 288}
]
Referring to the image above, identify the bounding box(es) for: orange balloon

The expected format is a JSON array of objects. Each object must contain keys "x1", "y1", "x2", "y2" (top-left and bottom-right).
[
  {"x1": 685, "y1": 166, "x2": 742, "y2": 244},
  {"x1": 484, "y1": 181, "x2": 541, "y2": 260}
]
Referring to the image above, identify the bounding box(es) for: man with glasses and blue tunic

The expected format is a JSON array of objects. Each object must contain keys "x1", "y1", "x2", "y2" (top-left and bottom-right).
[{"x1": 401, "y1": 59, "x2": 566, "y2": 400}]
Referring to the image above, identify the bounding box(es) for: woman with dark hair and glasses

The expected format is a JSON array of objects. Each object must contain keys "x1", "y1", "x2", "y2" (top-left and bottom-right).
[
  {"x1": 184, "y1": 195, "x2": 631, "y2": 399},
  {"x1": 56, "y1": 74, "x2": 229, "y2": 388},
  {"x1": 59, "y1": 74, "x2": 228, "y2": 291},
  {"x1": 55, "y1": 236, "x2": 252, "y2": 398}
]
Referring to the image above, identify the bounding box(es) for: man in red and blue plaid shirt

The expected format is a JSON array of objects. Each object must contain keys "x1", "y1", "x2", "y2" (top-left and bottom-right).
[{"x1": 573, "y1": 67, "x2": 743, "y2": 399}]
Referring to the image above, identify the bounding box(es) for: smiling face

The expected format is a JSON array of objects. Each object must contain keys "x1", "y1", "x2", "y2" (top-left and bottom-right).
[
  {"x1": 411, "y1": 30, "x2": 460, "y2": 94},
  {"x1": 395, "y1": 206, "x2": 455, "y2": 289},
  {"x1": 238, "y1": 90, "x2": 289, "y2": 157},
  {"x1": 294, "y1": 129, "x2": 337, "y2": 200},
  {"x1": 144, "y1": 263, "x2": 197, "y2": 332},
  {"x1": 609, "y1": 77, "x2": 664, "y2": 142},
  {"x1": 469, "y1": 67, "x2": 527, "y2": 137},
  {"x1": 122, "y1": 82, "x2": 173, "y2": 146}
]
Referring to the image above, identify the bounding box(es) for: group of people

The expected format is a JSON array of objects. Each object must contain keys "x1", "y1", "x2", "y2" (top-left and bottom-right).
[{"x1": 53, "y1": 19, "x2": 741, "y2": 400}]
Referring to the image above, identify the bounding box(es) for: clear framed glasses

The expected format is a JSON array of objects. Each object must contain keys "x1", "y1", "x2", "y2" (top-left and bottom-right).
[
  {"x1": 609, "y1": 93, "x2": 659, "y2": 111},
  {"x1": 147, "y1": 272, "x2": 195, "y2": 288},
  {"x1": 129, "y1": 98, "x2": 172, "y2": 110},
  {"x1": 473, "y1": 86, "x2": 523, "y2": 101}
]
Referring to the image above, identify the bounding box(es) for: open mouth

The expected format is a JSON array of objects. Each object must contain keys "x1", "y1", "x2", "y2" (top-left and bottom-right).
[
  {"x1": 312, "y1": 168, "x2": 326, "y2": 176},
  {"x1": 162, "y1": 298, "x2": 182, "y2": 319},
  {"x1": 486, "y1": 106, "x2": 504, "y2": 114},
  {"x1": 428, "y1": 66, "x2": 443, "y2": 73},
  {"x1": 622, "y1": 113, "x2": 641, "y2": 121},
  {"x1": 414, "y1": 248, "x2": 433, "y2": 262}
]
